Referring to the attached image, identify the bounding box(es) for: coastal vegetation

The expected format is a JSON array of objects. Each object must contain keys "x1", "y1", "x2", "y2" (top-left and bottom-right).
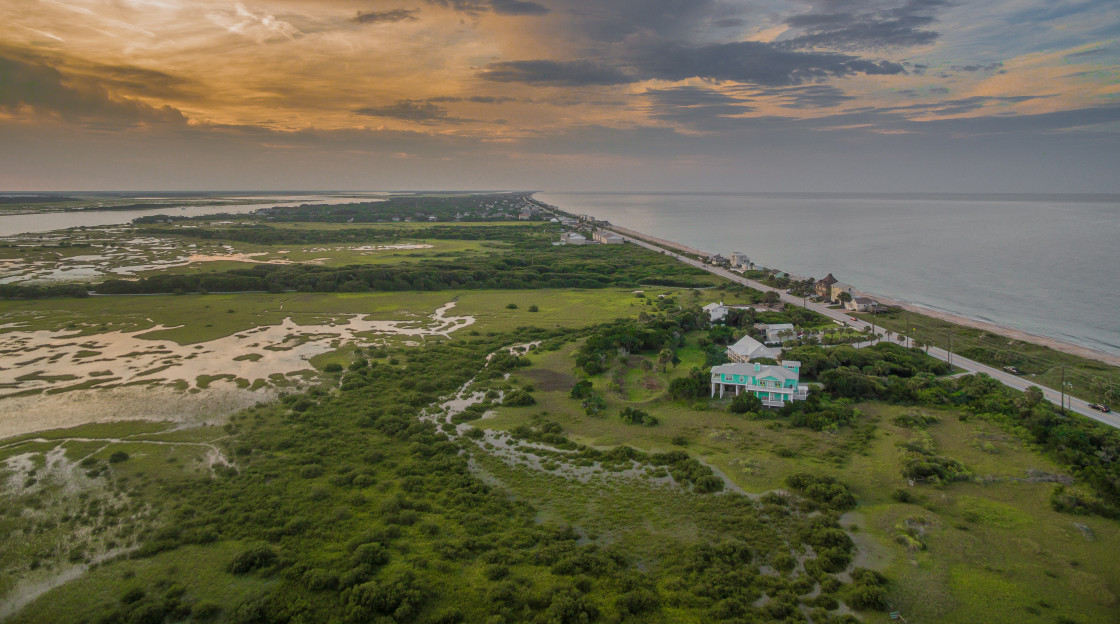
[
  {"x1": 866, "y1": 307, "x2": 1120, "y2": 406},
  {"x1": 2, "y1": 194, "x2": 1119, "y2": 623}
]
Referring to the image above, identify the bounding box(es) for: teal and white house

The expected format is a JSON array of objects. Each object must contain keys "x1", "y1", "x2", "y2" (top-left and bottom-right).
[{"x1": 710, "y1": 361, "x2": 809, "y2": 407}]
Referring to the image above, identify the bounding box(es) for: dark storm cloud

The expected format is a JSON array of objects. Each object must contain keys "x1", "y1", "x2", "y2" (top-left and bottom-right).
[
  {"x1": 427, "y1": 95, "x2": 518, "y2": 103},
  {"x1": 781, "y1": 0, "x2": 947, "y2": 50},
  {"x1": 350, "y1": 9, "x2": 418, "y2": 24},
  {"x1": 1066, "y1": 47, "x2": 1111, "y2": 58},
  {"x1": 479, "y1": 60, "x2": 637, "y2": 85},
  {"x1": 752, "y1": 85, "x2": 857, "y2": 108},
  {"x1": 491, "y1": 0, "x2": 550, "y2": 15},
  {"x1": 952, "y1": 62, "x2": 1002, "y2": 72},
  {"x1": 536, "y1": 0, "x2": 729, "y2": 42},
  {"x1": 641, "y1": 86, "x2": 755, "y2": 129},
  {"x1": 631, "y1": 41, "x2": 905, "y2": 86},
  {"x1": 0, "y1": 52, "x2": 187, "y2": 126},
  {"x1": 353, "y1": 100, "x2": 466, "y2": 122},
  {"x1": 426, "y1": 0, "x2": 549, "y2": 16}
]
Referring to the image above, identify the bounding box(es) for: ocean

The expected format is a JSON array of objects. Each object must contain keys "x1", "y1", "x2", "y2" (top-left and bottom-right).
[{"x1": 537, "y1": 192, "x2": 1120, "y2": 358}]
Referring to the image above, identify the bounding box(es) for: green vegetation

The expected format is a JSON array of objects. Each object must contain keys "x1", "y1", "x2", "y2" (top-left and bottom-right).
[
  {"x1": 866, "y1": 307, "x2": 1120, "y2": 405},
  {"x1": 2, "y1": 198, "x2": 1119, "y2": 624}
]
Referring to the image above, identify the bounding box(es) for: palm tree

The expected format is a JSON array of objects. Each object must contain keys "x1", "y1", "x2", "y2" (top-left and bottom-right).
[{"x1": 657, "y1": 349, "x2": 674, "y2": 372}]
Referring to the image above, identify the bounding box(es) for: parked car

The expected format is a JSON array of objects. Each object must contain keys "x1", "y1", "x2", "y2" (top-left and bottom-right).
[
  {"x1": 1003, "y1": 366, "x2": 1023, "y2": 375},
  {"x1": 1089, "y1": 403, "x2": 1112, "y2": 413}
]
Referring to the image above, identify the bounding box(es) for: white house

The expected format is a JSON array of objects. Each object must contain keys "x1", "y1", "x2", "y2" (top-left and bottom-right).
[
  {"x1": 727, "y1": 334, "x2": 781, "y2": 363},
  {"x1": 703, "y1": 302, "x2": 729, "y2": 323},
  {"x1": 710, "y1": 360, "x2": 809, "y2": 407},
  {"x1": 560, "y1": 232, "x2": 587, "y2": 245},
  {"x1": 756, "y1": 323, "x2": 796, "y2": 344},
  {"x1": 845, "y1": 297, "x2": 878, "y2": 312},
  {"x1": 592, "y1": 230, "x2": 624, "y2": 244}
]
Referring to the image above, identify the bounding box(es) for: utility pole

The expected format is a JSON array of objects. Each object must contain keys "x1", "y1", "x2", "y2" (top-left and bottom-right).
[
  {"x1": 947, "y1": 329, "x2": 953, "y2": 368},
  {"x1": 1061, "y1": 366, "x2": 1066, "y2": 415}
]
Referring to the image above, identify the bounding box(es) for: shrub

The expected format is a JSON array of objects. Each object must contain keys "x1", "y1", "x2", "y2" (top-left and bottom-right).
[
  {"x1": 227, "y1": 546, "x2": 278, "y2": 575},
  {"x1": 729, "y1": 392, "x2": 762, "y2": 414},
  {"x1": 528, "y1": 305, "x2": 539, "y2": 312},
  {"x1": 784, "y1": 473, "x2": 856, "y2": 510},
  {"x1": 108, "y1": 451, "x2": 130, "y2": 464},
  {"x1": 619, "y1": 407, "x2": 657, "y2": 426},
  {"x1": 323, "y1": 362, "x2": 343, "y2": 373},
  {"x1": 569, "y1": 380, "x2": 593, "y2": 400},
  {"x1": 502, "y1": 390, "x2": 536, "y2": 407},
  {"x1": 506, "y1": 303, "x2": 518, "y2": 309}
]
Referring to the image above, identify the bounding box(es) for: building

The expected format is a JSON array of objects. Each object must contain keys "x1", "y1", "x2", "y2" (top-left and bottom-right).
[
  {"x1": 592, "y1": 230, "x2": 624, "y2": 244},
  {"x1": 710, "y1": 361, "x2": 809, "y2": 407},
  {"x1": 845, "y1": 297, "x2": 879, "y2": 312},
  {"x1": 703, "y1": 302, "x2": 729, "y2": 323},
  {"x1": 830, "y1": 282, "x2": 853, "y2": 303},
  {"x1": 815, "y1": 273, "x2": 838, "y2": 298},
  {"x1": 560, "y1": 232, "x2": 587, "y2": 245},
  {"x1": 726, "y1": 334, "x2": 781, "y2": 363},
  {"x1": 755, "y1": 323, "x2": 796, "y2": 344},
  {"x1": 730, "y1": 252, "x2": 750, "y2": 268}
]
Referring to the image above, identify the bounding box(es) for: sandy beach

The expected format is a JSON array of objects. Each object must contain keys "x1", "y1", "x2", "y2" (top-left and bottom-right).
[{"x1": 605, "y1": 223, "x2": 1120, "y2": 369}]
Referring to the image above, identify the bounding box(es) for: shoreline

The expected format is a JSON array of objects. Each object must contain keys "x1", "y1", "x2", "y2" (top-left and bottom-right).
[{"x1": 595, "y1": 220, "x2": 1120, "y2": 369}]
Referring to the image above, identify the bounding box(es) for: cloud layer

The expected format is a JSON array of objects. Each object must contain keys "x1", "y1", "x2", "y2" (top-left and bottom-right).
[{"x1": 0, "y1": 0, "x2": 1117, "y2": 191}]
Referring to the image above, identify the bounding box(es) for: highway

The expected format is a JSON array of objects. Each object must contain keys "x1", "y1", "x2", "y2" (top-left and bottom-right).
[{"x1": 614, "y1": 231, "x2": 1120, "y2": 431}]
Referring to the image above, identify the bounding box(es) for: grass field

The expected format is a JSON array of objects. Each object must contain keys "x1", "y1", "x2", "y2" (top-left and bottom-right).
[
  {"x1": 478, "y1": 340, "x2": 1120, "y2": 624},
  {"x1": 0, "y1": 288, "x2": 671, "y2": 345}
]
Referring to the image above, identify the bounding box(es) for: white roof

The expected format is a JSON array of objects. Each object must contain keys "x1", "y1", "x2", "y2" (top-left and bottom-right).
[
  {"x1": 727, "y1": 335, "x2": 780, "y2": 360},
  {"x1": 781, "y1": 360, "x2": 801, "y2": 368},
  {"x1": 759, "y1": 323, "x2": 795, "y2": 331}
]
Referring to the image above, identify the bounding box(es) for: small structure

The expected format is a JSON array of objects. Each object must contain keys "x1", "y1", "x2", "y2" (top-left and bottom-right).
[
  {"x1": 830, "y1": 282, "x2": 853, "y2": 303},
  {"x1": 592, "y1": 230, "x2": 624, "y2": 244},
  {"x1": 815, "y1": 273, "x2": 838, "y2": 298},
  {"x1": 755, "y1": 323, "x2": 795, "y2": 344},
  {"x1": 560, "y1": 232, "x2": 587, "y2": 245},
  {"x1": 845, "y1": 297, "x2": 879, "y2": 312},
  {"x1": 730, "y1": 252, "x2": 751, "y2": 268},
  {"x1": 710, "y1": 360, "x2": 809, "y2": 406},
  {"x1": 727, "y1": 335, "x2": 781, "y2": 363},
  {"x1": 703, "y1": 302, "x2": 729, "y2": 323},
  {"x1": 708, "y1": 253, "x2": 728, "y2": 265}
]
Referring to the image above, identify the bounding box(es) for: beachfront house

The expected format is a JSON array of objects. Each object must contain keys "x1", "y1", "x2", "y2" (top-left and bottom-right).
[
  {"x1": 730, "y1": 252, "x2": 750, "y2": 269},
  {"x1": 815, "y1": 273, "x2": 838, "y2": 298},
  {"x1": 703, "y1": 302, "x2": 729, "y2": 323},
  {"x1": 845, "y1": 297, "x2": 879, "y2": 312},
  {"x1": 755, "y1": 323, "x2": 796, "y2": 344},
  {"x1": 592, "y1": 230, "x2": 624, "y2": 244},
  {"x1": 727, "y1": 334, "x2": 781, "y2": 363},
  {"x1": 710, "y1": 361, "x2": 809, "y2": 406},
  {"x1": 560, "y1": 232, "x2": 587, "y2": 245},
  {"x1": 830, "y1": 282, "x2": 853, "y2": 303}
]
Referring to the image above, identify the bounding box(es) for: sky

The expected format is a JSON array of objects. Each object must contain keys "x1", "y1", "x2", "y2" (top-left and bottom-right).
[{"x1": 1, "y1": 0, "x2": 1119, "y2": 192}]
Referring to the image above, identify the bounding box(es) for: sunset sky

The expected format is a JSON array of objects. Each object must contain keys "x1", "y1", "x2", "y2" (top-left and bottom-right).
[{"x1": 2, "y1": 0, "x2": 1118, "y2": 191}]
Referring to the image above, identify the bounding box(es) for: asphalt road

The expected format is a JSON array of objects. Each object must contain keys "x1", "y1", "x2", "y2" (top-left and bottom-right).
[{"x1": 616, "y1": 232, "x2": 1120, "y2": 431}]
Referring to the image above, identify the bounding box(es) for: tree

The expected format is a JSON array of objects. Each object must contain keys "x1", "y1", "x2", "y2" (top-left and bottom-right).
[
  {"x1": 657, "y1": 349, "x2": 674, "y2": 372},
  {"x1": 838, "y1": 292, "x2": 853, "y2": 303},
  {"x1": 729, "y1": 391, "x2": 762, "y2": 414}
]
